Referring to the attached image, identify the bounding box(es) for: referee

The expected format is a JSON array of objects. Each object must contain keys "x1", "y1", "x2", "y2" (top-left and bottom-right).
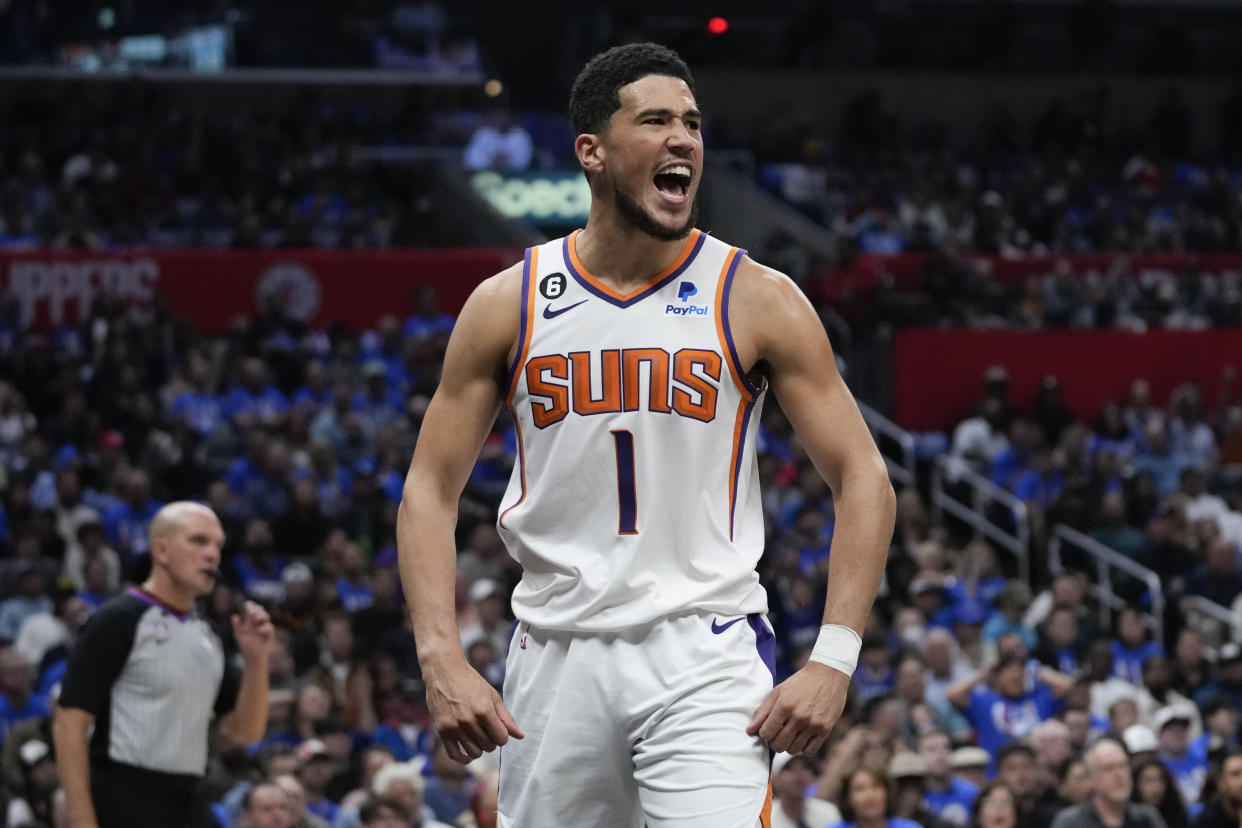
[{"x1": 52, "y1": 501, "x2": 274, "y2": 828}]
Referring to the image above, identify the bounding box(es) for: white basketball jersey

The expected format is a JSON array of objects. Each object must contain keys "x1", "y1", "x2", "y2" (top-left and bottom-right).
[{"x1": 498, "y1": 229, "x2": 770, "y2": 632}]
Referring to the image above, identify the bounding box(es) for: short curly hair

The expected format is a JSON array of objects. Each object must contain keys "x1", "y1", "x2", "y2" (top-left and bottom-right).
[{"x1": 568, "y1": 42, "x2": 696, "y2": 136}]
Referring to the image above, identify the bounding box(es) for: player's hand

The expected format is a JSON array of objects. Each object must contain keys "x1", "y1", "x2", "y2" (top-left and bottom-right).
[
  {"x1": 426, "y1": 658, "x2": 524, "y2": 764},
  {"x1": 747, "y1": 661, "x2": 849, "y2": 755},
  {"x1": 231, "y1": 600, "x2": 275, "y2": 662}
]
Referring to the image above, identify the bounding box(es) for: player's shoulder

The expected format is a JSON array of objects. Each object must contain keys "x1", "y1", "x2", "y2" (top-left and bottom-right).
[{"x1": 729, "y1": 253, "x2": 807, "y2": 312}]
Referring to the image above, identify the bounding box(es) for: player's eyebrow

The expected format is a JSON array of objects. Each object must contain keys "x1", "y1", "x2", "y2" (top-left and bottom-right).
[{"x1": 635, "y1": 107, "x2": 702, "y2": 121}]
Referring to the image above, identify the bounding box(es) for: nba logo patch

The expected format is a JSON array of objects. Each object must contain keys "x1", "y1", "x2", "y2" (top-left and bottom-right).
[{"x1": 520, "y1": 633, "x2": 528, "y2": 649}]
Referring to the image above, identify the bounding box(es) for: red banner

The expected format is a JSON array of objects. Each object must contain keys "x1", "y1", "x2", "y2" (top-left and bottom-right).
[
  {"x1": 893, "y1": 328, "x2": 1242, "y2": 430},
  {"x1": 0, "y1": 249, "x2": 522, "y2": 333}
]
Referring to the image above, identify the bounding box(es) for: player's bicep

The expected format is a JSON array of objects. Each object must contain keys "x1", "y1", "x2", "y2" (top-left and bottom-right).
[
  {"x1": 743, "y1": 265, "x2": 880, "y2": 492},
  {"x1": 404, "y1": 268, "x2": 520, "y2": 502}
]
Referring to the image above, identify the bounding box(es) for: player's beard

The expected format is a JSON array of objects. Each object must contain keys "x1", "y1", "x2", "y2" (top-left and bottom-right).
[{"x1": 614, "y1": 185, "x2": 698, "y2": 242}]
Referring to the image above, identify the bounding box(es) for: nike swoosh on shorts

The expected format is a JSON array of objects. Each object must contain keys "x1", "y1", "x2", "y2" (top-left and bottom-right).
[
  {"x1": 542, "y1": 300, "x2": 588, "y2": 319},
  {"x1": 711, "y1": 616, "x2": 744, "y2": 634}
]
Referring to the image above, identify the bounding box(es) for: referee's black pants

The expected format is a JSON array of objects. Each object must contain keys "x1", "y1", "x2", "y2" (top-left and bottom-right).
[{"x1": 91, "y1": 761, "x2": 216, "y2": 828}]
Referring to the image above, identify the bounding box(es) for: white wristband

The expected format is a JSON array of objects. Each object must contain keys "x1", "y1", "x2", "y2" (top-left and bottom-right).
[{"x1": 807, "y1": 624, "x2": 862, "y2": 677}]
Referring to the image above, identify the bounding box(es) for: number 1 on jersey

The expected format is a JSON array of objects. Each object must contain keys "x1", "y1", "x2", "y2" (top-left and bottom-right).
[{"x1": 611, "y1": 430, "x2": 638, "y2": 535}]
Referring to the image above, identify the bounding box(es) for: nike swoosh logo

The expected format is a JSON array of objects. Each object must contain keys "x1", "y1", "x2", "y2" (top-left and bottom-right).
[
  {"x1": 542, "y1": 300, "x2": 588, "y2": 319},
  {"x1": 711, "y1": 617, "x2": 745, "y2": 634}
]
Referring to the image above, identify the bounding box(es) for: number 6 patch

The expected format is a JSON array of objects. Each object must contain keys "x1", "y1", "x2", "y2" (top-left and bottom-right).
[{"x1": 539, "y1": 273, "x2": 568, "y2": 299}]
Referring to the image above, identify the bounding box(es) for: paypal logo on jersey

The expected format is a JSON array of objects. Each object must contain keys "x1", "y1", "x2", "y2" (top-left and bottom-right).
[{"x1": 667, "y1": 281, "x2": 710, "y2": 316}]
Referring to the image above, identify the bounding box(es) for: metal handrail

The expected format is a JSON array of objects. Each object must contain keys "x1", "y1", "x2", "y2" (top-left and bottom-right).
[
  {"x1": 930, "y1": 455, "x2": 1030, "y2": 583},
  {"x1": 1048, "y1": 524, "x2": 1165, "y2": 646},
  {"x1": 857, "y1": 401, "x2": 917, "y2": 489},
  {"x1": 1181, "y1": 595, "x2": 1241, "y2": 644}
]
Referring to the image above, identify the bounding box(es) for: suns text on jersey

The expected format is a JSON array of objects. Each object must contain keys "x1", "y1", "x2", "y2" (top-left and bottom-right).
[{"x1": 524, "y1": 347, "x2": 721, "y2": 427}]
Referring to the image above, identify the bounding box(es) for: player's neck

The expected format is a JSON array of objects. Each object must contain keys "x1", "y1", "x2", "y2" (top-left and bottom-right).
[{"x1": 574, "y1": 216, "x2": 692, "y2": 290}]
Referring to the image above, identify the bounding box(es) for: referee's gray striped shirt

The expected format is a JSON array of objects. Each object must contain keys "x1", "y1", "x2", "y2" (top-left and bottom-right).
[{"x1": 59, "y1": 588, "x2": 240, "y2": 776}]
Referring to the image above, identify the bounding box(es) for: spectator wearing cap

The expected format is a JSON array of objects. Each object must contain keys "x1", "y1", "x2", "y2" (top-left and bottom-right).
[
  {"x1": 4, "y1": 737, "x2": 58, "y2": 827},
  {"x1": 952, "y1": 747, "x2": 991, "y2": 791},
  {"x1": 297, "y1": 738, "x2": 342, "y2": 824},
  {"x1": 456, "y1": 578, "x2": 511, "y2": 661},
  {"x1": 983, "y1": 581, "x2": 1038, "y2": 651},
  {"x1": 919, "y1": 730, "x2": 978, "y2": 826},
  {"x1": 1191, "y1": 746, "x2": 1242, "y2": 828},
  {"x1": 947, "y1": 654, "x2": 1074, "y2": 761},
  {"x1": 831, "y1": 764, "x2": 923, "y2": 828},
  {"x1": 952, "y1": 599, "x2": 992, "y2": 671},
  {"x1": 1125, "y1": 725, "x2": 1161, "y2": 767},
  {"x1": 1111, "y1": 607, "x2": 1165, "y2": 687},
  {"x1": 1050, "y1": 739, "x2": 1167, "y2": 828},
  {"x1": 910, "y1": 575, "x2": 955, "y2": 629},
  {"x1": 769, "y1": 751, "x2": 842, "y2": 828},
  {"x1": 0, "y1": 567, "x2": 52, "y2": 643},
  {"x1": 1155, "y1": 705, "x2": 1209, "y2": 807},
  {"x1": 890, "y1": 752, "x2": 952, "y2": 828},
  {"x1": 1194, "y1": 643, "x2": 1242, "y2": 709}
]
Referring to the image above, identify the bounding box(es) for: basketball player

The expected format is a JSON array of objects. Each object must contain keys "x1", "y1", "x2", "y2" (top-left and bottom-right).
[{"x1": 397, "y1": 43, "x2": 895, "y2": 828}]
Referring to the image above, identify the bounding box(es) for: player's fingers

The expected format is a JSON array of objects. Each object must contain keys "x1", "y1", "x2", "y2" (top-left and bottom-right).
[
  {"x1": 478, "y1": 706, "x2": 513, "y2": 747},
  {"x1": 757, "y1": 698, "x2": 790, "y2": 743},
  {"x1": 747, "y1": 691, "x2": 777, "y2": 736},
  {"x1": 441, "y1": 737, "x2": 471, "y2": 765},
  {"x1": 766, "y1": 719, "x2": 801, "y2": 754},
  {"x1": 458, "y1": 718, "x2": 499, "y2": 753},
  {"x1": 495, "y1": 699, "x2": 525, "y2": 739}
]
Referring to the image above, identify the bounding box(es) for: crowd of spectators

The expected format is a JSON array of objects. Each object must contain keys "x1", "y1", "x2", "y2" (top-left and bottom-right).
[
  {"x1": 754, "y1": 84, "x2": 1242, "y2": 262},
  {"x1": 0, "y1": 259, "x2": 1238, "y2": 827}
]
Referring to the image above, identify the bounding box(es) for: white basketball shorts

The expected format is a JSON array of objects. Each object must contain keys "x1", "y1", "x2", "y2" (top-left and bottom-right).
[{"x1": 496, "y1": 609, "x2": 776, "y2": 828}]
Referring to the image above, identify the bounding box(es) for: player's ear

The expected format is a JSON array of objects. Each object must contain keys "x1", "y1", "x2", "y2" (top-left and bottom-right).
[{"x1": 575, "y1": 132, "x2": 605, "y2": 177}]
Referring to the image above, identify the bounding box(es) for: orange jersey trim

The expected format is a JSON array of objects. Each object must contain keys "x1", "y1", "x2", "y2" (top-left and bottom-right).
[{"x1": 566, "y1": 228, "x2": 703, "y2": 303}]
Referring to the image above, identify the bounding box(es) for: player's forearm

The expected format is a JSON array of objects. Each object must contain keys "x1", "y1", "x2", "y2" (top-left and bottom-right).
[
  {"x1": 53, "y1": 708, "x2": 100, "y2": 828},
  {"x1": 821, "y1": 461, "x2": 895, "y2": 633},
  {"x1": 225, "y1": 655, "x2": 271, "y2": 744},
  {"x1": 398, "y1": 488, "x2": 468, "y2": 669}
]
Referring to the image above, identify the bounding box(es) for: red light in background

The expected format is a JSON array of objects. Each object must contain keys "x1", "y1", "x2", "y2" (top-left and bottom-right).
[{"x1": 706, "y1": 16, "x2": 729, "y2": 36}]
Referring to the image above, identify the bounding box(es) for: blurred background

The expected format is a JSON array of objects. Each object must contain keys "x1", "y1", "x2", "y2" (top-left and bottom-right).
[{"x1": 1, "y1": 2, "x2": 1242, "y2": 828}]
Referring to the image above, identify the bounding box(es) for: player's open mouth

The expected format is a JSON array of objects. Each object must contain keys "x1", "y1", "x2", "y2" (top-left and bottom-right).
[
  {"x1": 203, "y1": 568, "x2": 221, "y2": 580},
  {"x1": 654, "y1": 166, "x2": 692, "y2": 202}
]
